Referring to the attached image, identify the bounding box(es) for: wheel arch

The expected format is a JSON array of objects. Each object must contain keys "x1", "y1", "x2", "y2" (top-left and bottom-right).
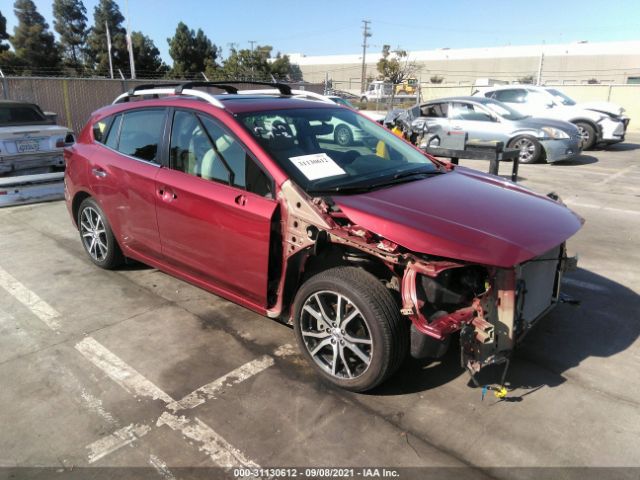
[{"x1": 71, "y1": 190, "x2": 92, "y2": 228}]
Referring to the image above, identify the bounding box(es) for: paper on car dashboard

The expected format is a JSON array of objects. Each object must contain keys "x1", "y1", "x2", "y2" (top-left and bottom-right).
[{"x1": 289, "y1": 153, "x2": 346, "y2": 181}]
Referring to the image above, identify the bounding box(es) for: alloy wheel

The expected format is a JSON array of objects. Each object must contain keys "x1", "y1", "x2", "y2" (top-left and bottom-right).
[
  {"x1": 299, "y1": 290, "x2": 373, "y2": 380},
  {"x1": 80, "y1": 206, "x2": 108, "y2": 262},
  {"x1": 577, "y1": 125, "x2": 591, "y2": 149},
  {"x1": 513, "y1": 137, "x2": 536, "y2": 163}
]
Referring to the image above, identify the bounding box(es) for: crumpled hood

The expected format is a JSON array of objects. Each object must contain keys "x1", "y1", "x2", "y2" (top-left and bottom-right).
[
  {"x1": 577, "y1": 101, "x2": 625, "y2": 117},
  {"x1": 332, "y1": 167, "x2": 583, "y2": 268}
]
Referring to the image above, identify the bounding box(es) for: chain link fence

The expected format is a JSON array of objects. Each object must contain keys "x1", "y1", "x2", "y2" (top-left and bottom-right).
[{"x1": 0, "y1": 77, "x2": 323, "y2": 134}]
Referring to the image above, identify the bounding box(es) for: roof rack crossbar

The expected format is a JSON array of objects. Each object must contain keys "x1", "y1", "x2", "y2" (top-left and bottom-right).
[
  {"x1": 174, "y1": 82, "x2": 239, "y2": 94},
  {"x1": 193, "y1": 81, "x2": 292, "y2": 95}
]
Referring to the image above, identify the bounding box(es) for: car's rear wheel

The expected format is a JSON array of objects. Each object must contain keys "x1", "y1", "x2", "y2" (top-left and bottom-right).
[
  {"x1": 575, "y1": 121, "x2": 596, "y2": 150},
  {"x1": 78, "y1": 197, "x2": 124, "y2": 269},
  {"x1": 334, "y1": 125, "x2": 354, "y2": 146},
  {"x1": 509, "y1": 135, "x2": 543, "y2": 164},
  {"x1": 293, "y1": 267, "x2": 408, "y2": 392}
]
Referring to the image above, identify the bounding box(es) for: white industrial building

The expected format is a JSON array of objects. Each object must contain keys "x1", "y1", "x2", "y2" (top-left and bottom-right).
[{"x1": 290, "y1": 40, "x2": 640, "y2": 91}]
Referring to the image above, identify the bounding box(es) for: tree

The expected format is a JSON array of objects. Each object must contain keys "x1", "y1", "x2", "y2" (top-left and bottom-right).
[
  {"x1": 270, "y1": 52, "x2": 303, "y2": 81},
  {"x1": 53, "y1": 0, "x2": 88, "y2": 73},
  {"x1": 376, "y1": 45, "x2": 419, "y2": 85},
  {"x1": 517, "y1": 74, "x2": 535, "y2": 84},
  {"x1": 10, "y1": 0, "x2": 61, "y2": 73},
  {"x1": 220, "y1": 45, "x2": 271, "y2": 80},
  {"x1": 86, "y1": 0, "x2": 128, "y2": 76},
  {"x1": 0, "y1": 10, "x2": 10, "y2": 53},
  {"x1": 168, "y1": 22, "x2": 218, "y2": 78},
  {"x1": 131, "y1": 31, "x2": 167, "y2": 78},
  {"x1": 430, "y1": 75, "x2": 444, "y2": 84}
]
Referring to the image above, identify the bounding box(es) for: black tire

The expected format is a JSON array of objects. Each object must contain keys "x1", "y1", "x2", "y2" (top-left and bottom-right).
[
  {"x1": 334, "y1": 124, "x2": 354, "y2": 147},
  {"x1": 77, "y1": 197, "x2": 124, "y2": 269},
  {"x1": 574, "y1": 121, "x2": 596, "y2": 150},
  {"x1": 508, "y1": 135, "x2": 543, "y2": 164},
  {"x1": 292, "y1": 266, "x2": 408, "y2": 392}
]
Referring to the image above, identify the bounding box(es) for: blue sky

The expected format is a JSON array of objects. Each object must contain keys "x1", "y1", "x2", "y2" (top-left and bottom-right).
[{"x1": 3, "y1": 0, "x2": 640, "y2": 64}]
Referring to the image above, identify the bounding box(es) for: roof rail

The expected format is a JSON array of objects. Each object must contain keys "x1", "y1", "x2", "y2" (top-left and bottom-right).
[
  {"x1": 238, "y1": 89, "x2": 334, "y2": 104},
  {"x1": 112, "y1": 81, "x2": 294, "y2": 107}
]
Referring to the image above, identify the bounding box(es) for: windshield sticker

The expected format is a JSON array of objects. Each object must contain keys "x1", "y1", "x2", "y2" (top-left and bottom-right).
[{"x1": 289, "y1": 153, "x2": 346, "y2": 181}]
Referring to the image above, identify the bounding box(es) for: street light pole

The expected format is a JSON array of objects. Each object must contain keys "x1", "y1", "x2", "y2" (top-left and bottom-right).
[{"x1": 360, "y1": 20, "x2": 371, "y2": 94}]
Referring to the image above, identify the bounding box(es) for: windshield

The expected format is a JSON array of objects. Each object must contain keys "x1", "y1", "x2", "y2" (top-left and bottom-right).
[
  {"x1": 482, "y1": 99, "x2": 529, "y2": 120},
  {"x1": 238, "y1": 107, "x2": 439, "y2": 193},
  {"x1": 546, "y1": 88, "x2": 576, "y2": 106}
]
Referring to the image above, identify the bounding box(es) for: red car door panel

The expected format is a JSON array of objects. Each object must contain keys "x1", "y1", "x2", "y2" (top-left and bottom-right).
[
  {"x1": 154, "y1": 168, "x2": 277, "y2": 307},
  {"x1": 87, "y1": 144, "x2": 162, "y2": 260}
]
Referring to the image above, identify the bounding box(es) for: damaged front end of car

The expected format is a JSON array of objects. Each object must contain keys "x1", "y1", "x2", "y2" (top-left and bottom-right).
[{"x1": 269, "y1": 179, "x2": 580, "y2": 380}]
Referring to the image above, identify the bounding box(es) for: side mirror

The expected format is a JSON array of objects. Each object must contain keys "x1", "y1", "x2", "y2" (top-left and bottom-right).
[{"x1": 64, "y1": 133, "x2": 76, "y2": 147}]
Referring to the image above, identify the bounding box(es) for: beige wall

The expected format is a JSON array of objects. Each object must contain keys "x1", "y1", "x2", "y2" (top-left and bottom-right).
[{"x1": 407, "y1": 84, "x2": 640, "y2": 132}]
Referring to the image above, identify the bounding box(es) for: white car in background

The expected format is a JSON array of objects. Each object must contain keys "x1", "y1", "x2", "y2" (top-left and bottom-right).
[
  {"x1": 0, "y1": 100, "x2": 71, "y2": 177},
  {"x1": 473, "y1": 85, "x2": 629, "y2": 150}
]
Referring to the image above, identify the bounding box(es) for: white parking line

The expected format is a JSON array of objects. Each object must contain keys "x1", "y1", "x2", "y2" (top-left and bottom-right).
[
  {"x1": 597, "y1": 165, "x2": 637, "y2": 185},
  {"x1": 87, "y1": 423, "x2": 152, "y2": 464},
  {"x1": 0, "y1": 265, "x2": 60, "y2": 331},
  {"x1": 564, "y1": 200, "x2": 640, "y2": 216},
  {"x1": 77, "y1": 336, "x2": 278, "y2": 469},
  {"x1": 75, "y1": 337, "x2": 174, "y2": 403},
  {"x1": 148, "y1": 454, "x2": 177, "y2": 480},
  {"x1": 167, "y1": 356, "x2": 274, "y2": 412},
  {"x1": 157, "y1": 412, "x2": 260, "y2": 469}
]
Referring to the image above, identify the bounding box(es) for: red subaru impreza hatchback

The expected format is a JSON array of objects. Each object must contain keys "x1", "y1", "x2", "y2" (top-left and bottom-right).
[{"x1": 64, "y1": 82, "x2": 583, "y2": 391}]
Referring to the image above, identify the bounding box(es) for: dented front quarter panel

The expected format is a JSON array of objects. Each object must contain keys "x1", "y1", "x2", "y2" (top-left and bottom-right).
[{"x1": 270, "y1": 178, "x2": 580, "y2": 376}]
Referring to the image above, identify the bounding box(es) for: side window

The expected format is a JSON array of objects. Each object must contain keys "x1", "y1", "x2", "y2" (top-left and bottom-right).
[
  {"x1": 450, "y1": 102, "x2": 494, "y2": 122},
  {"x1": 492, "y1": 89, "x2": 527, "y2": 104},
  {"x1": 421, "y1": 103, "x2": 448, "y2": 118},
  {"x1": 116, "y1": 109, "x2": 166, "y2": 163},
  {"x1": 169, "y1": 111, "x2": 272, "y2": 197},
  {"x1": 93, "y1": 116, "x2": 112, "y2": 144}
]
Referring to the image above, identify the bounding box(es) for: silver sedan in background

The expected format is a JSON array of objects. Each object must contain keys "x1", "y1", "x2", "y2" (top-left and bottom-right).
[{"x1": 407, "y1": 96, "x2": 582, "y2": 163}]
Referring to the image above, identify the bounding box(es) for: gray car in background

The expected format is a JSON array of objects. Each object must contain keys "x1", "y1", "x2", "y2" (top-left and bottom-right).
[{"x1": 408, "y1": 96, "x2": 581, "y2": 163}]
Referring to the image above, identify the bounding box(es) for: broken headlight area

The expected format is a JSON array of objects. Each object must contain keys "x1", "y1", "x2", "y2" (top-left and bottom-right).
[{"x1": 402, "y1": 244, "x2": 573, "y2": 378}]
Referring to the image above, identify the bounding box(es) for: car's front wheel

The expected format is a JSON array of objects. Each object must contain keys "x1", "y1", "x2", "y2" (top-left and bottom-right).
[
  {"x1": 509, "y1": 135, "x2": 543, "y2": 164},
  {"x1": 77, "y1": 197, "x2": 124, "y2": 269},
  {"x1": 293, "y1": 267, "x2": 408, "y2": 392},
  {"x1": 575, "y1": 121, "x2": 596, "y2": 150},
  {"x1": 334, "y1": 125, "x2": 354, "y2": 147}
]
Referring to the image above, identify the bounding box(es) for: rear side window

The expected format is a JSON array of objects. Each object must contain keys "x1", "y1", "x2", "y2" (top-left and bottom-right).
[
  {"x1": 0, "y1": 105, "x2": 46, "y2": 125},
  {"x1": 93, "y1": 117, "x2": 113, "y2": 143},
  {"x1": 115, "y1": 109, "x2": 166, "y2": 163},
  {"x1": 491, "y1": 89, "x2": 527, "y2": 104},
  {"x1": 421, "y1": 103, "x2": 448, "y2": 118}
]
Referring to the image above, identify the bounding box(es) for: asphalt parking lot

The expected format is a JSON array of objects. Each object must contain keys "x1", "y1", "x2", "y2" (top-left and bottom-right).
[{"x1": 0, "y1": 134, "x2": 639, "y2": 480}]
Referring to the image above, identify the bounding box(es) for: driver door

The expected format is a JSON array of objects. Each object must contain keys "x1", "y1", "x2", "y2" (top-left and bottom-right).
[{"x1": 155, "y1": 109, "x2": 277, "y2": 307}]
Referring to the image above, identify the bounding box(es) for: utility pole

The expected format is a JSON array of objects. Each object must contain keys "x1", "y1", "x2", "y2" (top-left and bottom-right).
[
  {"x1": 125, "y1": 0, "x2": 136, "y2": 79},
  {"x1": 536, "y1": 41, "x2": 545, "y2": 86},
  {"x1": 105, "y1": 21, "x2": 114, "y2": 79},
  {"x1": 249, "y1": 40, "x2": 256, "y2": 52},
  {"x1": 360, "y1": 20, "x2": 371, "y2": 94}
]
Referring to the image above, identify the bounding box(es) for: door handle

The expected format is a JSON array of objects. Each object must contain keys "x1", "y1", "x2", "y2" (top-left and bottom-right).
[
  {"x1": 91, "y1": 167, "x2": 107, "y2": 178},
  {"x1": 451, "y1": 126, "x2": 463, "y2": 131},
  {"x1": 158, "y1": 187, "x2": 177, "y2": 202},
  {"x1": 234, "y1": 194, "x2": 247, "y2": 207}
]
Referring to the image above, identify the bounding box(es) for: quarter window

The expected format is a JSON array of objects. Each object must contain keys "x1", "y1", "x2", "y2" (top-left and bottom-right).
[
  {"x1": 93, "y1": 117, "x2": 112, "y2": 144},
  {"x1": 421, "y1": 103, "x2": 448, "y2": 118},
  {"x1": 116, "y1": 109, "x2": 166, "y2": 163}
]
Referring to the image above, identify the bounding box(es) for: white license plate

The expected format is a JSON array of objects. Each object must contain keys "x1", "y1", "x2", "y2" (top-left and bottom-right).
[{"x1": 16, "y1": 139, "x2": 40, "y2": 153}]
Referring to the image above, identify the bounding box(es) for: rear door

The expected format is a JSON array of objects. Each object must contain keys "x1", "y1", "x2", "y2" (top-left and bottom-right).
[
  {"x1": 88, "y1": 108, "x2": 167, "y2": 260},
  {"x1": 155, "y1": 109, "x2": 277, "y2": 307},
  {"x1": 419, "y1": 102, "x2": 449, "y2": 146}
]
